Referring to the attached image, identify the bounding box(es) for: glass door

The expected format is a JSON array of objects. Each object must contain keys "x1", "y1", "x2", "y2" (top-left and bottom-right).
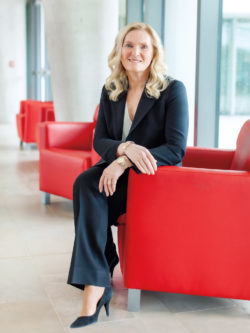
[{"x1": 219, "y1": 0, "x2": 250, "y2": 148}]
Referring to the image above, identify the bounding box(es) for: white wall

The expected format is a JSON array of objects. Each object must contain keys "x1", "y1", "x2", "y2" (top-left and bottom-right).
[
  {"x1": 42, "y1": 0, "x2": 119, "y2": 121},
  {"x1": 164, "y1": 0, "x2": 198, "y2": 146},
  {"x1": 0, "y1": 0, "x2": 27, "y2": 124}
]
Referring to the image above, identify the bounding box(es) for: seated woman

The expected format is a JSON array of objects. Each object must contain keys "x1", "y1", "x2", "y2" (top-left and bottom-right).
[{"x1": 67, "y1": 21, "x2": 189, "y2": 328}]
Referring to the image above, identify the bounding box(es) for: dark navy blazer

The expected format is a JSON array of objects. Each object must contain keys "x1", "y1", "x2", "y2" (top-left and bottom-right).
[{"x1": 93, "y1": 77, "x2": 189, "y2": 173}]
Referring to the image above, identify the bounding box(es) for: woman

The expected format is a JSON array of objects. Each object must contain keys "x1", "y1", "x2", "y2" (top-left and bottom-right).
[{"x1": 67, "y1": 22, "x2": 188, "y2": 328}]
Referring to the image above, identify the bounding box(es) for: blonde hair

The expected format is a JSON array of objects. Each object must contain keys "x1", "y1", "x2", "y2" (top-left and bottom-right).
[{"x1": 105, "y1": 22, "x2": 168, "y2": 101}]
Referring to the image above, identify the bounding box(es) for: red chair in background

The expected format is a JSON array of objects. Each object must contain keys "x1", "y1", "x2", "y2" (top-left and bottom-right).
[
  {"x1": 38, "y1": 105, "x2": 100, "y2": 204},
  {"x1": 16, "y1": 100, "x2": 55, "y2": 147},
  {"x1": 117, "y1": 119, "x2": 250, "y2": 311}
]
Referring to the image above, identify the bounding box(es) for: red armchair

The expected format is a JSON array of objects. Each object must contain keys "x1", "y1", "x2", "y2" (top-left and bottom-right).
[
  {"x1": 16, "y1": 100, "x2": 55, "y2": 147},
  {"x1": 39, "y1": 106, "x2": 100, "y2": 203},
  {"x1": 118, "y1": 119, "x2": 250, "y2": 311}
]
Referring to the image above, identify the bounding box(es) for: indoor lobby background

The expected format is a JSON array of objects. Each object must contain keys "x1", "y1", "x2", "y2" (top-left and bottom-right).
[{"x1": 1, "y1": 0, "x2": 250, "y2": 332}]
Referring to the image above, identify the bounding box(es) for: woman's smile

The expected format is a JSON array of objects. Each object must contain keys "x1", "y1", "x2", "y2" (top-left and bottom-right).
[{"x1": 128, "y1": 58, "x2": 142, "y2": 63}]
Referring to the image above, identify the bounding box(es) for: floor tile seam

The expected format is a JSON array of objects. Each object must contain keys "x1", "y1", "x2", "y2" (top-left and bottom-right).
[
  {"x1": 171, "y1": 303, "x2": 239, "y2": 315},
  {"x1": 37, "y1": 273, "x2": 67, "y2": 330},
  {"x1": 28, "y1": 251, "x2": 73, "y2": 257},
  {"x1": 0, "y1": 255, "x2": 32, "y2": 261},
  {"x1": 135, "y1": 313, "x2": 192, "y2": 333},
  {"x1": 31, "y1": 252, "x2": 72, "y2": 258}
]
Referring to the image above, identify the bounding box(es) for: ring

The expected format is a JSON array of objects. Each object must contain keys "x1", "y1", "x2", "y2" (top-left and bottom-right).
[{"x1": 107, "y1": 180, "x2": 111, "y2": 185}]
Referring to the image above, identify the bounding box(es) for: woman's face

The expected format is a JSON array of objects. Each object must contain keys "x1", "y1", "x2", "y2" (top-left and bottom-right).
[{"x1": 121, "y1": 29, "x2": 154, "y2": 75}]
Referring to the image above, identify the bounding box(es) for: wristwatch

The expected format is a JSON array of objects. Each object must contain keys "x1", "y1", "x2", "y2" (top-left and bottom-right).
[{"x1": 116, "y1": 156, "x2": 127, "y2": 169}]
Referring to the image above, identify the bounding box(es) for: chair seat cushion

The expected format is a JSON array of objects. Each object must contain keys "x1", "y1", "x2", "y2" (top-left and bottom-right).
[{"x1": 40, "y1": 148, "x2": 91, "y2": 199}]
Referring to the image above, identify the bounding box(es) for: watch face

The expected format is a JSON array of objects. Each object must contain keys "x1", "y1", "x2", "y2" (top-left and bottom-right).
[{"x1": 117, "y1": 156, "x2": 126, "y2": 167}]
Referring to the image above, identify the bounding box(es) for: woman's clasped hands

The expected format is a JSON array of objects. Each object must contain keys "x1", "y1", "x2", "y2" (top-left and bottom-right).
[
  {"x1": 99, "y1": 143, "x2": 157, "y2": 197},
  {"x1": 124, "y1": 143, "x2": 157, "y2": 175}
]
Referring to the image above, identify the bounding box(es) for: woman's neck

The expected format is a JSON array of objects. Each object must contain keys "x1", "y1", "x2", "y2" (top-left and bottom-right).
[{"x1": 127, "y1": 71, "x2": 149, "y2": 91}]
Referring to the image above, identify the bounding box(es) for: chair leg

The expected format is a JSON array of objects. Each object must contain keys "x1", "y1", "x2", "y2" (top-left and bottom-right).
[
  {"x1": 20, "y1": 140, "x2": 23, "y2": 149},
  {"x1": 42, "y1": 192, "x2": 51, "y2": 205},
  {"x1": 127, "y1": 289, "x2": 141, "y2": 312}
]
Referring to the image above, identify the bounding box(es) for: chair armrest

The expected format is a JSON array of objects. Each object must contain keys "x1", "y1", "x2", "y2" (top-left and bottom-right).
[
  {"x1": 45, "y1": 108, "x2": 55, "y2": 121},
  {"x1": 90, "y1": 128, "x2": 101, "y2": 165},
  {"x1": 16, "y1": 113, "x2": 25, "y2": 140},
  {"x1": 38, "y1": 121, "x2": 94, "y2": 150},
  {"x1": 124, "y1": 166, "x2": 250, "y2": 295},
  {"x1": 126, "y1": 166, "x2": 250, "y2": 231},
  {"x1": 183, "y1": 146, "x2": 235, "y2": 169}
]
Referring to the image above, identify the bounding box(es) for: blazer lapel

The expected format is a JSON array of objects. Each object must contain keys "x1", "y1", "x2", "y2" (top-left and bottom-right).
[{"x1": 127, "y1": 90, "x2": 157, "y2": 137}]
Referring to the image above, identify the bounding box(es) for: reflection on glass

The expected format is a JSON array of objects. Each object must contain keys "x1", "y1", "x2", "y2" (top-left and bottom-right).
[{"x1": 219, "y1": 1, "x2": 250, "y2": 148}]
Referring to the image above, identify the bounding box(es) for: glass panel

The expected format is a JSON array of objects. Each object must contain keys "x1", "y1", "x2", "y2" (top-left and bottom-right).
[
  {"x1": 219, "y1": 1, "x2": 250, "y2": 148},
  {"x1": 119, "y1": 0, "x2": 127, "y2": 29},
  {"x1": 26, "y1": 1, "x2": 52, "y2": 101}
]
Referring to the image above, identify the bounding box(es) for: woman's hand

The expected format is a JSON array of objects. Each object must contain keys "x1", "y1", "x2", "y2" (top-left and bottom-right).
[
  {"x1": 99, "y1": 160, "x2": 126, "y2": 196},
  {"x1": 125, "y1": 143, "x2": 157, "y2": 174}
]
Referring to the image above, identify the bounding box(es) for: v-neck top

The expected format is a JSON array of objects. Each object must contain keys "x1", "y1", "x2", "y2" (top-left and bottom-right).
[{"x1": 122, "y1": 103, "x2": 132, "y2": 141}]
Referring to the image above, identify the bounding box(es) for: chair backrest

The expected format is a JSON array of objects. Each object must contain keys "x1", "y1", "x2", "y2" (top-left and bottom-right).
[
  {"x1": 20, "y1": 100, "x2": 37, "y2": 114},
  {"x1": 230, "y1": 119, "x2": 250, "y2": 171}
]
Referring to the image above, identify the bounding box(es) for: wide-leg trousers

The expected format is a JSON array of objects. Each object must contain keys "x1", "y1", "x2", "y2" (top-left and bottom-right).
[{"x1": 67, "y1": 164, "x2": 129, "y2": 290}]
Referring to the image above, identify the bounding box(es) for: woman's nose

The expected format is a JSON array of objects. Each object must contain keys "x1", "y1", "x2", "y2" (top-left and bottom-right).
[{"x1": 131, "y1": 46, "x2": 140, "y2": 56}]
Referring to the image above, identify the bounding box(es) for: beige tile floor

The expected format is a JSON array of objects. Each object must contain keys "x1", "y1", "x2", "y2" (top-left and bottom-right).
[{"x1": 1, "y1": 123, "x2": 250, "y2": 333}]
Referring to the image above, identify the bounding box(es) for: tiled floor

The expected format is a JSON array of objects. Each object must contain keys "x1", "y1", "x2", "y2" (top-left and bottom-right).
[{"x1": 1, "y1": 124, "x2": 250, "y2": 333}]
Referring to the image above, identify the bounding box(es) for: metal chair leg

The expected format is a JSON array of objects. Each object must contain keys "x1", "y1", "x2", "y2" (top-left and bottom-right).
[
  {"x1": 42, "y1": 192, "x2": 50, "y2": 205},
  {"x1": 127, "y1": 288, "x2": 141, "y2": 312}
]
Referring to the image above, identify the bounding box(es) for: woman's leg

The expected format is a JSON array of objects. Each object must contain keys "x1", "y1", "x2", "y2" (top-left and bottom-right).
[
  {"x1": 67, "y1": 165, "x2": 129, "y2": 316},
  {"x1": 105, "y1": 168, "x2": 129, "y2": 269},
  {"x1": 67, "y1": 165, "x2": 110, "y2": 291}
]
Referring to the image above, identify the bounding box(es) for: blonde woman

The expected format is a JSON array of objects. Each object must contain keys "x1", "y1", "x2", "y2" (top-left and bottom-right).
[{"x1": 68, "y1": 22, "x2": 188, "y2": 328}]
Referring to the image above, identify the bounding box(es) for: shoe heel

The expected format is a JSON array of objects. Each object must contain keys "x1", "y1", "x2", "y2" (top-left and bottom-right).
[
  {"x1": 110, "y1": 256, "x2": 119, "y2": 279},
  {"x1": 110, "y1": 266, "x2": 115, "y2": 278},
  {"x1": 104, "y1": 300, "x2": 110, "y2": 316}
]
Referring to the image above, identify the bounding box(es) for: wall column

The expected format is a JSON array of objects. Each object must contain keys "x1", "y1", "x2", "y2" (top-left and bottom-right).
[
  {"x1": 42, "y1": 0, "x2": 119, "y2": 121},
  {"x1": 0, "y1": 0, "x2": 27, "y2": 124}
]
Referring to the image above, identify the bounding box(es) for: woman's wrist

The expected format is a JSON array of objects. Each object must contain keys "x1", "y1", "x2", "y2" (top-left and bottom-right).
[
  {"x1": 116, "y1": 141, "x2": 134, "y2": 157},
  {"x1": 116, "y1": 155, "x2": 133, "y2": 169}
]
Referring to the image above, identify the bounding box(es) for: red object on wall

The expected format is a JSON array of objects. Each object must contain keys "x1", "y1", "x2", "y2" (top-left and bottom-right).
[{"x1": 9, "y1": 60, "x2": 15, "y2": 68}]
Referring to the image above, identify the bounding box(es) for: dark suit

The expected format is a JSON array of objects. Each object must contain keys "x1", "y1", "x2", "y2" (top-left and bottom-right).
[
  {"x1": 67, "y1": 78, "x2": 189, "y2": 290},
  {"x1": 94, "y1": 77, "x2": 188, "y2": 170}
]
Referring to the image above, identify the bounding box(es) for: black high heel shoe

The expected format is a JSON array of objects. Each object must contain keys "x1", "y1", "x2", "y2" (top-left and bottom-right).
[
  {"x1": 109, "y1": 254, "x2": 119, "y2": 278},
  {"x1": 70, "y1": 286, "x2": 113, "y2": 328}
]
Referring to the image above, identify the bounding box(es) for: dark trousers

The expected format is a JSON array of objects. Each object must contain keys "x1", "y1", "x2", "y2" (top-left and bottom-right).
[{"x1": 67, "y1": 164, "x2": 129, "y2": 290}]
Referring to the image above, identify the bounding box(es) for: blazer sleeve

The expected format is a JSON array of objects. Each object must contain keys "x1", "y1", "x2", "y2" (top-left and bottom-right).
[
  {"x1": 93, "y1": 86, "x2": 123, "y2": 164},
  {"x1": 148, "y1": 80, "x2": 189, "y2": 168}
]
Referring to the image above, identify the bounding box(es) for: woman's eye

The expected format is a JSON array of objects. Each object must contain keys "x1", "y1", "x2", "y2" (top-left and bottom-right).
[
  {"x1": 125, "y1": 43, "x2": 132, "y2": 48},
  {"x1": 141, "y1": 45, "x2": 148, "y2": 49}
]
